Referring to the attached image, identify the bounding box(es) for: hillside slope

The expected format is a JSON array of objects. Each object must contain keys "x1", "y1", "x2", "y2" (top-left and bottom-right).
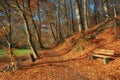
[{"x1": 0, "y1": 18, "x2": 120, "y2": 80}]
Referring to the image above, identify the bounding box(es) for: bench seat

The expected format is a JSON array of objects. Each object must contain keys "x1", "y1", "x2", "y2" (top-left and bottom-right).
[
  {"x1": 91, "y1": 49, "x2": 115, "y2": 64},
  {"x1": 94, "y1": 49, "x2": 114, "y2": 56}
]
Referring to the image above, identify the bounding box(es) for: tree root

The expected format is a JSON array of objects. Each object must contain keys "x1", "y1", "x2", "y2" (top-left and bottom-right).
[{"x1": 1, "y1": 62, "x2": 23, "y2": 72}]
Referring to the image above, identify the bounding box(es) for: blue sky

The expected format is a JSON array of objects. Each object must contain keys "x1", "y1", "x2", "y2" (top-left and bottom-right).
[{"x1": 90, "y1": 4, "x2": 94, "y2": 12}]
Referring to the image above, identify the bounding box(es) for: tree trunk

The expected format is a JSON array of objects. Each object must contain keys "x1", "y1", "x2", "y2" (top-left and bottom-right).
[
  {"x1": 84, "y1": 0, "x2": 88, "y2": 30},
  {"x1": 103, "y1": 0, "x2": 109, "y2": 21},
  {"x1": 50, "y1": 23, "x2": 57, "y2": 41},
  {"x1": 74, "y1": 0, "x2": 82, "y2": 32},
  {"x1": 7, "y1": 40, "x2": 18, "y2": 71},
  {"x1": 23, "y1": 14, "x2": 39, "y2": 61},
  {"x1": 14, "y1": 0, "x2": 39, "y2": 62},
  {"x1": 70, "y1": 0, "x2": 75, "y2": 33},
  {"x1": 113, "y1": 0, "x2": 117, "y2": 18},
  {"x1": 64, "y1": 0, "x2": 71, "y2": 37},
  {"x1": 93, "y1": 0, "x2": 99, "y2": 24},
  {"x1": 57, "y1": 0, "x2": 63, "y2": 41},
  {"x1": 55, "y1": 5, "x2": 59, "y2": 41},
  {"x1": 37, "y1": 0, "x2": 44, "y2": 49},
  {"x1": 1, "y1": 0, "x2": 19, "y2": 71}
]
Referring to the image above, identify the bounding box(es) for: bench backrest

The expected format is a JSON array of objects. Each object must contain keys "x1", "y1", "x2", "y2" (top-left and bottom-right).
[{"x1": 94, "y1": 49, "x2": 114, "y2": 56}]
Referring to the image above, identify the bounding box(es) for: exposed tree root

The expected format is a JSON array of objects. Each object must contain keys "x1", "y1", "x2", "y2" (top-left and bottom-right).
[{"x1": 1, "y1": 62, "x2": 23, "y2": 72}]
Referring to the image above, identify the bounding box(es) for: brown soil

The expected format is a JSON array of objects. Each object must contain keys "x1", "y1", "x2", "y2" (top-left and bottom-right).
[{"x1": 0, "y1": 20, "x2": 120, "y2": 80}]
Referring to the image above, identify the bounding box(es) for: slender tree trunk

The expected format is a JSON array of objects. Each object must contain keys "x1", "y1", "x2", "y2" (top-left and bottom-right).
[
  {"x1": 23, "y1": 14, "x2": 39, "y2": 61},
  {"x1": 14, "y1": 0, "x2": 39, "y2": 62},
  {"x1": 64, "y1": 0, "x2": 71, "y2": 37},
  {"x1": 68, "y1": 5, "x2": 72, "y2": 36},
  {"x1": 74, "y1": 0, "x2": 82, "y2": 32},
  {"x1": 28, "y1": 0, "x2": 44, "y2": 49},
  {"x1": 37, "y1": 0, "x2": 44, "y2": 49},
  {"x1": 57, "y1": 0, "x2": 63, "y2": 41},
  {"x1": 55, "y1": 5, "x2": 59, "y2": 41},
  {"x1": 103, "y1": 0, "x2": 109, "y2": 21},
  {"x1": 93, "y1": 0, "x2": 99, "y2": 24},
  {"x1": 87, "y1": 0, "x2": 91, "y2": 26},
  {"x1": 84, "y1": 0, "x2": 88, "y2": 30},
  {"x1": 1, "y1": 0, "x2": 19, "y2": 71},
  {"x1": 70, "y1": 0, "x2": 75, "y2": 33},
  {"x1": 113, "y1": 0, "x2": 117, "y2": 18},
  {"x1": 50, "y1": 23, "x2": 56, "y2": 41},
  {"x1": 7, "y1": 40, "x2": 16, "y2": 65}
]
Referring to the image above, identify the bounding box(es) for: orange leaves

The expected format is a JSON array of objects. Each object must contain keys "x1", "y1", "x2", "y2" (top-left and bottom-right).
[
  {"x1": 30, "y1": 0, "x2": 37, "y2": 9},
  {"x1": 0, "y1": 27, "x2": 5, "y2": 38},
  {"x1": 29, "y1": 0, "x2": 48, "y2": 9}
]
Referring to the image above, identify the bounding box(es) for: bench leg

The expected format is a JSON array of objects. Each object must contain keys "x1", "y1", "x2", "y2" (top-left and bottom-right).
[
  {"x1": 91, "y1": 55, "x2": 97, "y2": 60},
  {"x1": 103, "y1": 58, "x2": 109, "y2": 64}
]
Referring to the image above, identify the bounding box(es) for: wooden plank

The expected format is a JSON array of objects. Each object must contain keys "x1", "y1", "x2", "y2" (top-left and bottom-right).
[
  {"x1": 95, "y1": 50, "x2": 114, "y2": 53},
  {"x1": 94, "y1": 49, "x2": 114, "y2": 52},
  {"x1": 94, "y1": 49, "x2": 114, "y2": 55},
  {"x1": 95, "y1": 52, "x2": 114, "y2": 56},
  {"x1": 91, "y1": 49, "x2": 115, "y2": 64},
  {"x1": 92, "y1": 54, "x2": 113, "y2": 58},
  {"x1": 91, "y1": 54, "x2": 114, "y2": 64}
]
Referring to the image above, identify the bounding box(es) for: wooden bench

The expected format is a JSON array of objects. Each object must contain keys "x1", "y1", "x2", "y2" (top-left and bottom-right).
[{"x1": 91, "y1": 49, "x2": 115, "y2": 64}]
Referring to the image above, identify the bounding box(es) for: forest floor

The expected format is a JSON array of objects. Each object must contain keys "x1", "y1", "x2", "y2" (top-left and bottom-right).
[{"x1": 0, "y1": 19, "x2": 120, "y2": 80}]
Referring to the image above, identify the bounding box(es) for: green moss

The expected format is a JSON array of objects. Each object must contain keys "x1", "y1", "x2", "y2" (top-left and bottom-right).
[{"x1": 0, "y1": 49, "x2": 31, "y2": 58}]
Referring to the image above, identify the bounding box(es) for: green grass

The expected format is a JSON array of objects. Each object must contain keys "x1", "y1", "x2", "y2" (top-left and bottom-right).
[
  {"x1": 0, "y1": 50, "x2": 8, "y2": 57},
  {"x1": 0, "y1": 49, "x2": 31, "y2": 58}
]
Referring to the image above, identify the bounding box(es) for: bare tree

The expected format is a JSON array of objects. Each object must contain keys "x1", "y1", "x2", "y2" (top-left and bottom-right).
[
  {"x1": 103, "y1": 0, "x2": 109, "y2": 21},
  {"x1": 93, "y1": 0, "x2": 99, "y2": 24},
  {"x1": 37, "y1": 0, "x2": 44, "y2": 49},
  {"x1": 113, "y1": 0, "x2": 117, "y2": 18},
  {"x1": 70, "y1": 0, "x2": 75, "y2": 33},
  {"x1": 27, "y1": 0, "x2": 44, "y2": 49},
  {"x1": 14, "y1": 0, "x2": 39, "y2": 62},
  {"x1": 55, "y1": 0, "x2": 63, "y2": 41},
  {"x1": 84, "y1": 0, "x2": 88, "y2": 30},
  {"x1": 64, "y1": 0, "x2": 71, "y2": 36},
  {"x1": 0, "y1": 0, "x2": 19, "y2": 72}
]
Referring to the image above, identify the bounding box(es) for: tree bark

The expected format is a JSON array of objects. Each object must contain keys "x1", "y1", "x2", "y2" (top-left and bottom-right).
[
  {"x1": 93, "y1": 0, "x2": 99, "y2": 24},
  {"x1": 84, "y1": 0, "x2": 88, "y2": 30},
  {"x1": 50, "y1": 23, "x2": 56, "y2": 41},
  {"x1": 103, "y1": 0, "x2": 109, "y2": 21},
  {"x1": 113, "y1": 0, "x2": 117, "y2": 18},
  {"x1": 57, "y1": 0, "x2": 63, "y2": 41},
  {"x1": 37, "y1": 0, "x2": 44, "y2": 49},
  {"x1": 64, "y1": 0, "x2": 71, "y2": 37},
  {"x1": 14, "y1": 0, "x2": 39, "y2": 62},
  {"x1": 1, "y1": 0, "x2": 19, "y2": 71},
  {"x1": 74, "y1": 0, "x2": 82, "y2": 32},
  {"x1": 70, "y1": 0, "x2": 75, "y2": 33}
]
